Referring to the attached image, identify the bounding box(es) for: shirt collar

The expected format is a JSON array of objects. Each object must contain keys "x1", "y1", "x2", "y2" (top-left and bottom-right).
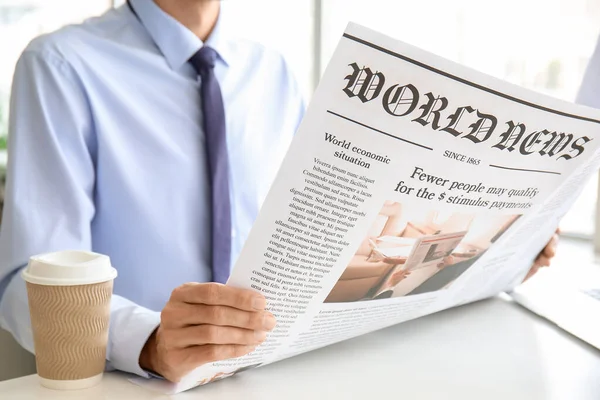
[{"x1": 128, "y1": 0, "x2": 231, "y2": 70}]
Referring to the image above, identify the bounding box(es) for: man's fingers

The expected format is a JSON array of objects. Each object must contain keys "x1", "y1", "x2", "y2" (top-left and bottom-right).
[
  {"x1": 187, "y1": 344, "x2": 257, "y2": 366},
  {"x1": 535, "y1": 255, "x2": 551, "y2": 268},
  {"x1": 543, "y1": 246, "x2": 556, "y2": 258},
  {"x1": 162, "y1": 303, "x2": 276, "y2": 330},
  {"x1": 524, "y1": 252, "x2": 553, "y2": 283},
  {"x1": 171, "y1": 283, "x2": 266, "y2": 311},
  {"x1": 543, "y1": 234, "x2": 559, "y2": 258},
  {"x1": 165, "y1": 325, "x2": 267, "y2": 347},
  {"x1": 524, "y1": 264, "x2": 540, "y2": 282},
  {"x1": 156, "y1": 284, "x2": 271, "y2": 382}
]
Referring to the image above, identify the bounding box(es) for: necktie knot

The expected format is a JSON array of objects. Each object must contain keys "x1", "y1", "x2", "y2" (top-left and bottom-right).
[{"x1": 189, "y1": 46, "x2": 218, "y2": 75}]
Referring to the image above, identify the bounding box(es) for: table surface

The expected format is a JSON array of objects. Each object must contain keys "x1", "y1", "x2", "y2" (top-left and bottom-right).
[{"x1": 2, "y1": 296, "x2": 599, "y2": 400}]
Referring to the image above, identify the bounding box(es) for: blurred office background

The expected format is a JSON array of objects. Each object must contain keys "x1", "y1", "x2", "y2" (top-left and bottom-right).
[{"x1": 0, "y1": 0, "x2": 599, "y2": 380}]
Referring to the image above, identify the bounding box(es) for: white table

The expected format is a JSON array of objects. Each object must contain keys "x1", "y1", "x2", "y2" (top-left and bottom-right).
[{"x1": 2, "y1": 296, "x2": 599, "y2": 399}]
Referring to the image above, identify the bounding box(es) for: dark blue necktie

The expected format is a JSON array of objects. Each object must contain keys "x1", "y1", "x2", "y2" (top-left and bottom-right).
[{"x1": 189, "y1": 47, "x2": 231, "y2": 284}]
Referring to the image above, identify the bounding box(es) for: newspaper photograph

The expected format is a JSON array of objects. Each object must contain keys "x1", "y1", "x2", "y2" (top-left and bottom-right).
[
  {"x1": 324, "y1": 203, "x2": 521, "y2": 302},
  {"x1": 132, "y1": 22, "x2": 600, "y2": 394}
]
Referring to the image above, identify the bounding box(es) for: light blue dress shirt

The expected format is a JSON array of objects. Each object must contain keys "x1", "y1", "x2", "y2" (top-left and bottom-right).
[{"x1": 0, "y1": 0, "x2": 304, "y2": 377}]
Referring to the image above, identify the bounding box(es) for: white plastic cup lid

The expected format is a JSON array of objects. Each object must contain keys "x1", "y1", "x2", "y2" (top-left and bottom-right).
[{"x1": 22, "y1": 250, "x2": 117, "y2": 286}]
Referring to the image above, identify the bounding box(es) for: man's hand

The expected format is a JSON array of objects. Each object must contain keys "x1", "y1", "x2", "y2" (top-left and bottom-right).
[
  {"x1": 523, "y1": 230, "x2": 560, "y2": 282},
  {"x1": 139, "y1": 283, "x2": 276, "y2": 382}
]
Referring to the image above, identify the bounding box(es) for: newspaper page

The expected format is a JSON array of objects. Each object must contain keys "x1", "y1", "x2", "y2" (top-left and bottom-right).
[{"x1": 133, "y1": 23, "x2": 600, "y2": 393}]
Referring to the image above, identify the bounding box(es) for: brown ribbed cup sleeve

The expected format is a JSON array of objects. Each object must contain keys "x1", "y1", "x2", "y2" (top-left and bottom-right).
[{"x1": 25, "y1": 280, "x2": 112, "y2": 381}]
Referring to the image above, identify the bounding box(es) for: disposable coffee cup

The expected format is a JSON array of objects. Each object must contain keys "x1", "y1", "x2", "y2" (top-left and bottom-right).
[{"x1": 22, "y1": 250, "x2": 117, "y2": 390}]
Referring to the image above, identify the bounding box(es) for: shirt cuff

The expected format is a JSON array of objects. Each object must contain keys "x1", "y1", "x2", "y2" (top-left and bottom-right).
[{"x1": 106, "y1": 302, "x2": 161, "y2": 378}]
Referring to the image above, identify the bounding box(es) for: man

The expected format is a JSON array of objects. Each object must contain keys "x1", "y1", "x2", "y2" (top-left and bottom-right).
[{"x1": 0, "y1": 0, "x2": 557, "y2": 383}]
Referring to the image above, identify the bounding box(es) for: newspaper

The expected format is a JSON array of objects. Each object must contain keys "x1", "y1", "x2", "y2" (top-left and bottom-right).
[{"x1": 133, "y1": 23, "x2": 600, "y2": 393}]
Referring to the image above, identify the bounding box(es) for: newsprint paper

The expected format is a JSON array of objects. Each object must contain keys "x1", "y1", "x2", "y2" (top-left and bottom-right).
[{"x1": 134, "y1": 23, "x2": 600, "y2": 393}]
